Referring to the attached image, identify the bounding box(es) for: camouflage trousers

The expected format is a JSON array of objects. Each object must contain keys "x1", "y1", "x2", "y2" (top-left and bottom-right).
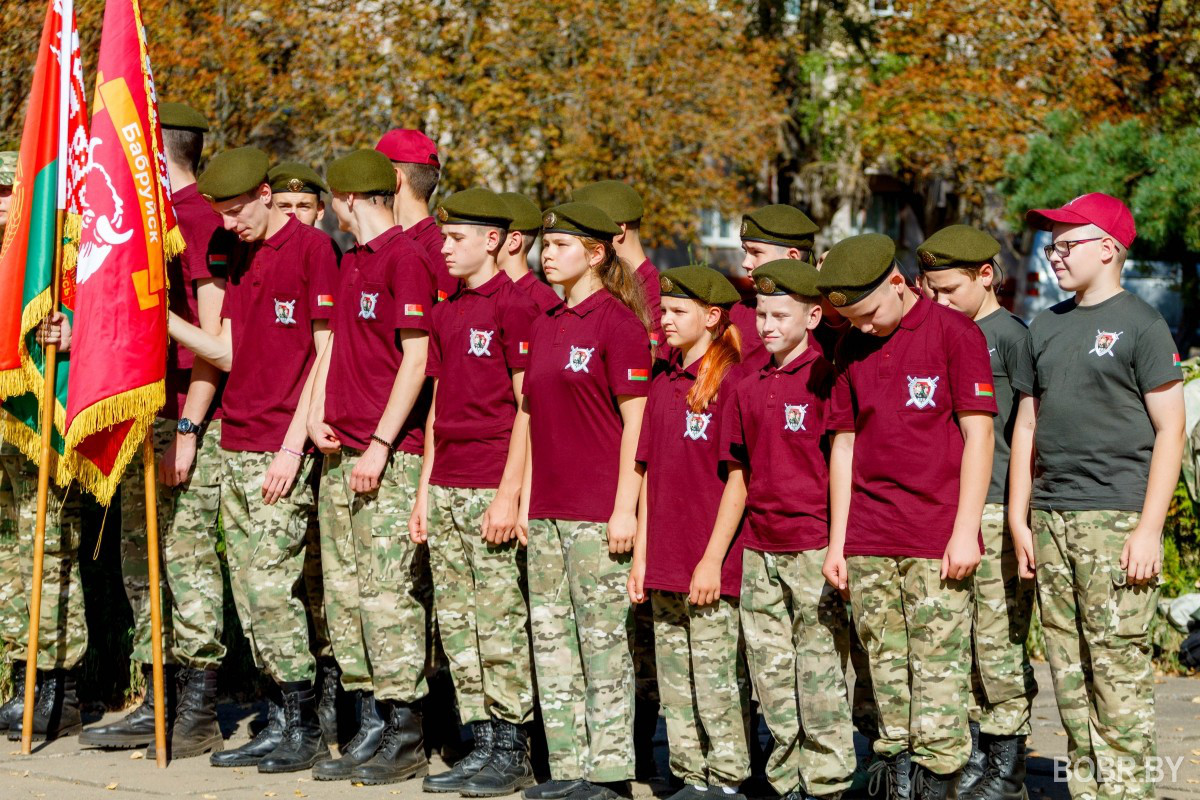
[
  {"x1": 319, "y1": 449, "x2": 429, "y2": 703},
  {"x1": 742, "y1": 547, "x2": 855, "y2": 797},
  {"x1": 848, "y1": 555, "x2": 973, "y2": 776},
  {"x1": 1033, "y1": 509, "x2": 1158, "y2": 800},
  {"x1": 651, "y1": 590, "x2": 750, "y2": 788},
  {"x1": 0, "y1": 445, "x2": 87, "y2": 670},
  {"x1": 849, "y1": 614, "x2": 880, "y2": 741},
  {"x1": 527, "y1": 518, "x2": 635, "y2": 783},
  {"x1": 221, "y1": 449, "x2": 317, "y2": 684},
  {"x1": 118, "y1": 418, "x2": 226, "y2": 670},
  {"x1": 426, "y1": 484, "x2": 533, "y2": 725},
  {"x1": 970, "y1": 504, "x2": 1036, "y2": 736}
]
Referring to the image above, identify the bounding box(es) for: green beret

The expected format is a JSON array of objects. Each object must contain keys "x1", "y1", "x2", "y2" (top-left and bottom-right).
[
  {"x1": 326, "y1": 149, "x2": 396, "y2": 195},
  {"x1": 570, "y1": 180, "x2": 643, "y2": 224},
  {"x1": 659, "y1": 265, "x2": 741, "y2": 306},
  {"x1": 159, "y1": 102, "x2": 208, "y2": 133},
  {"x1": 197, "y1": 146, "x2": 269, "y2": 202},
  {"x1": 753, "y1": 259, "x2": 821, "y2": 298},
  {"x1": 741, "y1": 205, "x2": 819, "y2": 250},
  {"x1": 917, "y1": 224, "x2": 1000, "y2": 271},
  {"x1": 0, "y1": 151, "x2": 16, "y2": 186},
  {"x1": 436, "y1": 187, "x2": 513, "y2": 228},
  {"x1": 816, "y1": 233, "x2": 897, "y2": 308},
  {"x1": 268, "y1": 161, "x2": 327, "y2": 196},
  {"x1": 542, "y1": 202, "x2": 622, "y2": 241},
  {"x1": 499, "y1": 192, "x2": 543, "y2": 232}
]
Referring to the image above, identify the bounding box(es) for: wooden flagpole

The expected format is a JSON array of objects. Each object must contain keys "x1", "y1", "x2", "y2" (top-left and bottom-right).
[
  {"x1": 19, "y1": 210, "x2": 63, "y2": 755},
  {"x1": 142, "y1": 431, "x2": 168, "y2": 766}
]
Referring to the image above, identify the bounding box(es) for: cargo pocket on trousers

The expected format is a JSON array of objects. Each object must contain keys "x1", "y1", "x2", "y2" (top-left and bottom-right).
[{"x1": 1110, "y1": 568, "x2": 1160, "y2": 639}]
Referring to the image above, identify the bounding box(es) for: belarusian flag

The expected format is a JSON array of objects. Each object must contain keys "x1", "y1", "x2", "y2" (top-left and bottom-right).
[
  {"x1": 64, "y1": 0, "x2": 183, "y2": 504},
  {"x1": 0, "y1": 0, "x2": 89, "y2": 487}
]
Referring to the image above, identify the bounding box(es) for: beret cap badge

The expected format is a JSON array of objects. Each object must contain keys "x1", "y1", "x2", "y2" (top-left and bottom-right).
[
  {"x1": 740, "y1": 220, "x2": 748, "y2": 237},
  {"x1": 828, "y1": 291, "x2": 847, "y2": 308},
  {"x1": 286, "y1": 178, "x2": 305, "y2": 193},
  {"x1": 543, "y1": 212, "x2": 557, "y2": 228},
  {"x1": 919, "y1": 249, "x2": 937, "y2": 267},
  {"x1": 659, "y1": 276, "x2": 674, "y2": 293},
  {"x1": 756, "y1": 276, "x2": 776, "y2": 294},
  {"x1": 436, "y1": 206, "x2": 449, "y2": 222}
]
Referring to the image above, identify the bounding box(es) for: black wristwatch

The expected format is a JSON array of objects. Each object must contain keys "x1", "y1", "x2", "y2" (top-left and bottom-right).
[{"x1": 177, "y1": 418, "x2": 201, "y2": 436}]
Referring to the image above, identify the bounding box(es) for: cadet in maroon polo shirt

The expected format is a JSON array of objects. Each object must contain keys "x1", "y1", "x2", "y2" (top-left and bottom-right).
[
  {"x1": 302, "y1": 149, "x2": 435, "y2": 786},
  {"x1": 375, "y1": 128, "x2": 457, "y2": 303},
  {"x1": 519, "y1": 202, "x2": 652, "y2": 800},
  {"x1": 711, "y1": 260, "x2": 854, "y2": 800},
  {"x1": 498, "y1": 191, "x2": 561, "y2": 314},
  {"x1": 407, "y1": 188, "x2": 539, "y2": 796},
  {"x1": 267, "y1": 162, "x2": 327, "y2": 227},
  {"x1": 626, "y1": 265, "x2": 750, "y2": 800},
  {"x1": 174, "y1": 146, "x2": 340, "y2": 773},
  {"x1": 817, "y1": 234, "x2": 996, "y2": 800}
]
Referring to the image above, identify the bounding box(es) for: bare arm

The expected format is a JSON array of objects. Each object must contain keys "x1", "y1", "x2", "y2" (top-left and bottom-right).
[
  {"x1": 1007, "y1": 393, "x2": 1037, "y2": 578},
  {"x1": 169, "y1": 312, "x2": 233, "y2": 372},
  {"x1": 518, "y1": 397, "x2": 533, "y2": 546},
  {"x1": 261, "y1": 321, "x2": 331, "y2": 505},
  {"x1": 409, "y1": 379, "x2": 437, "y2": 544},
  {"x1": 943, "y1": 411, "x2": 993, "y2": 580},
  {"x1": 1124, "y1": 380, "x2": 1186, "y2": 583},
  {"x1": 482, "y1": 370, "x2": 529, "y2": 544},
  {"x1": 628, "y1": 466, "x2": 650, "y2": 604},
  {"x1": 689, "y1": 464, "x2": 747, "y2": 606},
  {"x1": 349, "y1": 330, "x2": 429, "y2": 494},
  {"x1": 607, "y1": 395, "x2": 647, "y2": 555},
  {"x1": 823, "y1": 430, "x2": 855, "y2": 594},
  {"x1": 304, "y1": 332, "x2": 340, "y2": 454}
]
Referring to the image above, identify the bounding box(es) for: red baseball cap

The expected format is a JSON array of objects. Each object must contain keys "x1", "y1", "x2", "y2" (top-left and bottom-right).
[
  {"x1": 1025, "y1": 192, "x2": 1136, "y2": 249},
  {"x1": 375, "y1": 129, "x2": 440, "y2": 167}
]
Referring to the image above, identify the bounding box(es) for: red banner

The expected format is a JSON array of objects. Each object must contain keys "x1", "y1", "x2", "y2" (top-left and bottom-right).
[{"x1": 64, "y1": 0, "x2": 182, "y2": 504}]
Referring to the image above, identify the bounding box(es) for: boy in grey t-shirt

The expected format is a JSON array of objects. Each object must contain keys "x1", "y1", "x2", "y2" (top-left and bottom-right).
[{"x1": 1009, "y1": 193, "x2": 1184, "y2": 800}]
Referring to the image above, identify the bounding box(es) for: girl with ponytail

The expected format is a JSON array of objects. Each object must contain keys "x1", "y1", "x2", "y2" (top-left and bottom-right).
[
  {"x1": 627, "y1": 265, "x2": 752, "y2": 800},
  {"x1": 519, "y1": 202, "x2": 652, "y2": 800}
]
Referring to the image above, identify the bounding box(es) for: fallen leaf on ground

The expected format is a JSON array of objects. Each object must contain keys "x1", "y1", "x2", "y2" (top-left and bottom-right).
[
  {"x1": 130, "y1": 751, "x2": 144, "y2": 759},
  {"x1": 106, "y1": 784, "x2": 118, "y2": 791}
]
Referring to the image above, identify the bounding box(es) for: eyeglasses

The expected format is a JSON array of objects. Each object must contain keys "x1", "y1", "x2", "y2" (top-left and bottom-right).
[{"x1": 1043, "y1": 237, "x2": 1100, "y2": 260}]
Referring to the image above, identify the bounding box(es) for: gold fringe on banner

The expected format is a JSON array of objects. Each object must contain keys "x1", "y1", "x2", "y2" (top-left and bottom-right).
[
  {"x1": 60, "y1": 211, "x2": 82, "y2": 278},
  {"x1": 163, "y1": 226, "x2": 185, "y2": 263},
  {"x1": 0, "y1": 408, "x2": 79, "y2": 488},
  {"x1": 62, "y1": 380, "x2": 164, "y2": 506}
]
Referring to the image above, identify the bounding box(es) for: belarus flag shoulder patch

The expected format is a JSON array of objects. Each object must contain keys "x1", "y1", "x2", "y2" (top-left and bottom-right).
[
  {"x1": 519, "y1": 341, "x2": 530, "y2": 354},
  {"x1": 628, "y1": 368, "x2": 650, "y2": 382},
  {"x1": 1173, "y1": 353, "x2": 1182, "y2": 367},
  {"x1": 317, "y1": 294, "x2": 335, "y2": 307},
  {"x1": 974, "y1": 382, "x2": 994, "y2": 397},
  {"x1": 404, "y1": 304, "x2": 425, "y2": 317}
]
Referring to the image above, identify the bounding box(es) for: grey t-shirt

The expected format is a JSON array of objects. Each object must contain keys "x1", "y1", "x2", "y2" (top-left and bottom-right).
[
  {"x1": 1030, "y1": 291, "x2": 1182, "y2": 511},
  {"x1": 976, "y1": 308, "x2": 1034, "y2": 504}
]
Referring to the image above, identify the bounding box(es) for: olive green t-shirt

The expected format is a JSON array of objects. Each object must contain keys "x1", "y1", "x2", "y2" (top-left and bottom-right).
[
  {"x1": 976, "y1": 308, "x2": 1034, "y2": 504},
  {"x1": 1030, "y1": 291, "x2": 1182, "y2": 511}
]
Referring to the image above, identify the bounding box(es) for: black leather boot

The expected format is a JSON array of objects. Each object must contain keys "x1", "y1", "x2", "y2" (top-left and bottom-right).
[
  {"x1": 257, "y1": 680, "x2": 330, "y2": 773},
  {"x1": 210, "y1": 691, "x2": 284, "y2": 767},
  {"x1": 461, "y1": 720, "x2": 536, "y2": 797},
  {"x1": 962, "y1": 735, "x2": 1027, "y2": 800},
  {"x1": 7, "y1": 669, "x2": 82, "y2": 741},
  {"x1": 312, "y1": 690, "x2": 385, "y2": 780},
  {"x1": 869, "y1": 752, "x2": 913, "y2": 800},
  {"x1": 350, "y1": 700, "x2": 429, "y2": 785},
  {"x1": 914, "y1": 765, "x2": 956, "y2": 800},
  {"x1": 423, "y1": 719, "x2": 495, "y2": 792},
  {"x1": 0, "y1": 660, "x2": 29, "y2": 731},
  {"x1": 149, "y1": 667, "x2": 223, "y2": 759},
  {"x1": 955, "y1": 722, "x2": 987, "y2": 799},
  {"x1": 522, "y1": 780, "x2": 592, "y2": 800},
  {"x1": 79, "y1": 665, "x2": 173, "y2": 748},
  {"x1": 315, "y1": 658, "x2": 341, "y2": 748}
]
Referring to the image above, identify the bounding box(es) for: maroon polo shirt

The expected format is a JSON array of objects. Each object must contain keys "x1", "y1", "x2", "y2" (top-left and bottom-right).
[
  {"x1": 636, "y1": 359, "x2": 750, "y2": 597},
  {"x1": 405, "y1": 216, "x2": 459, "y2": 303},
  {"x1": 324, "y1": 225, "x2": 435, "y2": 454},
  {"x1": 828, "y1": 296, "x2": 997, "y2": 559},
  {"x1": 514, "y1": 271, "x2": 562, "y2": 314},
  {"x1": 730, "y1": 299, "x2": 768, "y2": 369},
  {"x1": 525, "y1": 289, "x2": 653, "y2": 522},
  {"x1": 163, "y1": 184, "x2": 234, "y2": 421},
  {"x1": 219, "y1": 215, "x2": 340, "y2": 452},
  {"x1": 723, "y1": 346, "x2": 834, "y2": 552},
  {"x1": 427, "y1": 272, "x2": 537, "y2": 488},
  {"x1": 635, "y1": 258, "x2": 666, "y2": 356}
]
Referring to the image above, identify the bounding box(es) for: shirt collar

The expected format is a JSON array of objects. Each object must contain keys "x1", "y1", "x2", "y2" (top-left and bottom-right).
[
  {"x1": 898, "y1": 292, "x2": 932, "y2": 330},
  {"x1": 362, "y1": 224, "x2": 406, "y2": 254},
  {"x1": 760, "y1": 342, "x2": 820, "y2": 376},
  {"x1": 404, "y1": 216, "x2": 437, "y2": 237},
  {"x1": 667, "y1": 351, "x2": 700, "y2": 381},
  {"x1": 461, "y1": 270, "x2": 509, "y2": 298},
  {"x1": 173, "y1": 183, "x2": 200, "y2": 204},
  {"x1": 553, "y1": 287, "x2": 610, "y2": 319},
  {"x1": 263, "y1": 214, "x2": 300, "y2": 251}
]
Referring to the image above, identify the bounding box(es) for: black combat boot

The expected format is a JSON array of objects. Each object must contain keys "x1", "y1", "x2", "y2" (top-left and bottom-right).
[
  {"x1": 955, "y1": 722, "x2": 987, "y2": 799},
  {"x1": 79, "y1": 665, "x2": 174, "y2": 748},
  {"x1": 210, "y1": 690, "x2": 284, "y2": 767},
  {"x1": 962, "y1": 735, "x2": 1027, "y2": 800},
  {"x1": 868, "y1": 752, "x2": 914, "y2": 800},
  {"x1": 6, "y1": 669, "x2": 82, "y2": 741},
  {"x1": 257, "y1": 680, "x2": 329, "y2": 773},
  {"x1": 149, "y1": 667, "x2": 223, "y2": 759},
  {"x1": 461, "y1": 720, "x2": 536, "y2": 797},
  {"x1": 423, "y1": 719, "x2": 495, "y2": 792},
  {"x1": 311, "y1": 690, "x2": 385, "y2": 780},
  {"x1": 913, "y1": 765, "x2": 956, "y2": 800},
  {"x1": 349, "y1": 699, "x2": 429, "y2": 785},
  {"x1": 315, "y1": 657, "x2": 341, "y2": 748},
  {"x1": 0, "y1": 660, "x2": 30, "y2": 731},
  {"x1": 522, "y1": 780, "x2": 592, "y2": 800}
]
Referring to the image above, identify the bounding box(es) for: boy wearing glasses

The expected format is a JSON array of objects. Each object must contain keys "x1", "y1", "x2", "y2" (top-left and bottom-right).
[{"x1": 1009, "y1": 193, "x2": 1185, "y2": 800}]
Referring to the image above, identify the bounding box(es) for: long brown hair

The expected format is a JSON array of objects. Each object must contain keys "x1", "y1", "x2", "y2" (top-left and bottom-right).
[
  {"x1": 687, "y1": 305, "x2": 742, "y2": 412},
  {"x1": 579, "y1": 236, "x2": 652, "y2": 332}
]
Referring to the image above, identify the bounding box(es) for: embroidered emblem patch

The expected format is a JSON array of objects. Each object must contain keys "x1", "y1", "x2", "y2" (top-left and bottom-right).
[
  {"x1": 783, "y1": 403, "x2": 808, "y2": 432},
  {"x1": 905, "y1": 376, "x2": 939, "y2": 409},
  {"x1": 359, "y1": 292, "x2": 378, "y2": 320},
  {"x1": 468, "y1": 328, "x2": 494, "y2": 357},
  {"x1": 1089, "y1": 330, "x2": 1122, "y2": 357},
  {"x1": 565, "y1": 346, "x2": 595, "y2": 373},
  {"x1": 684, "y1": 411, "x2": 712, "y2": 441},
  {"x1": 274, "y1": 298, "x2": 297, "y2": 325}
]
